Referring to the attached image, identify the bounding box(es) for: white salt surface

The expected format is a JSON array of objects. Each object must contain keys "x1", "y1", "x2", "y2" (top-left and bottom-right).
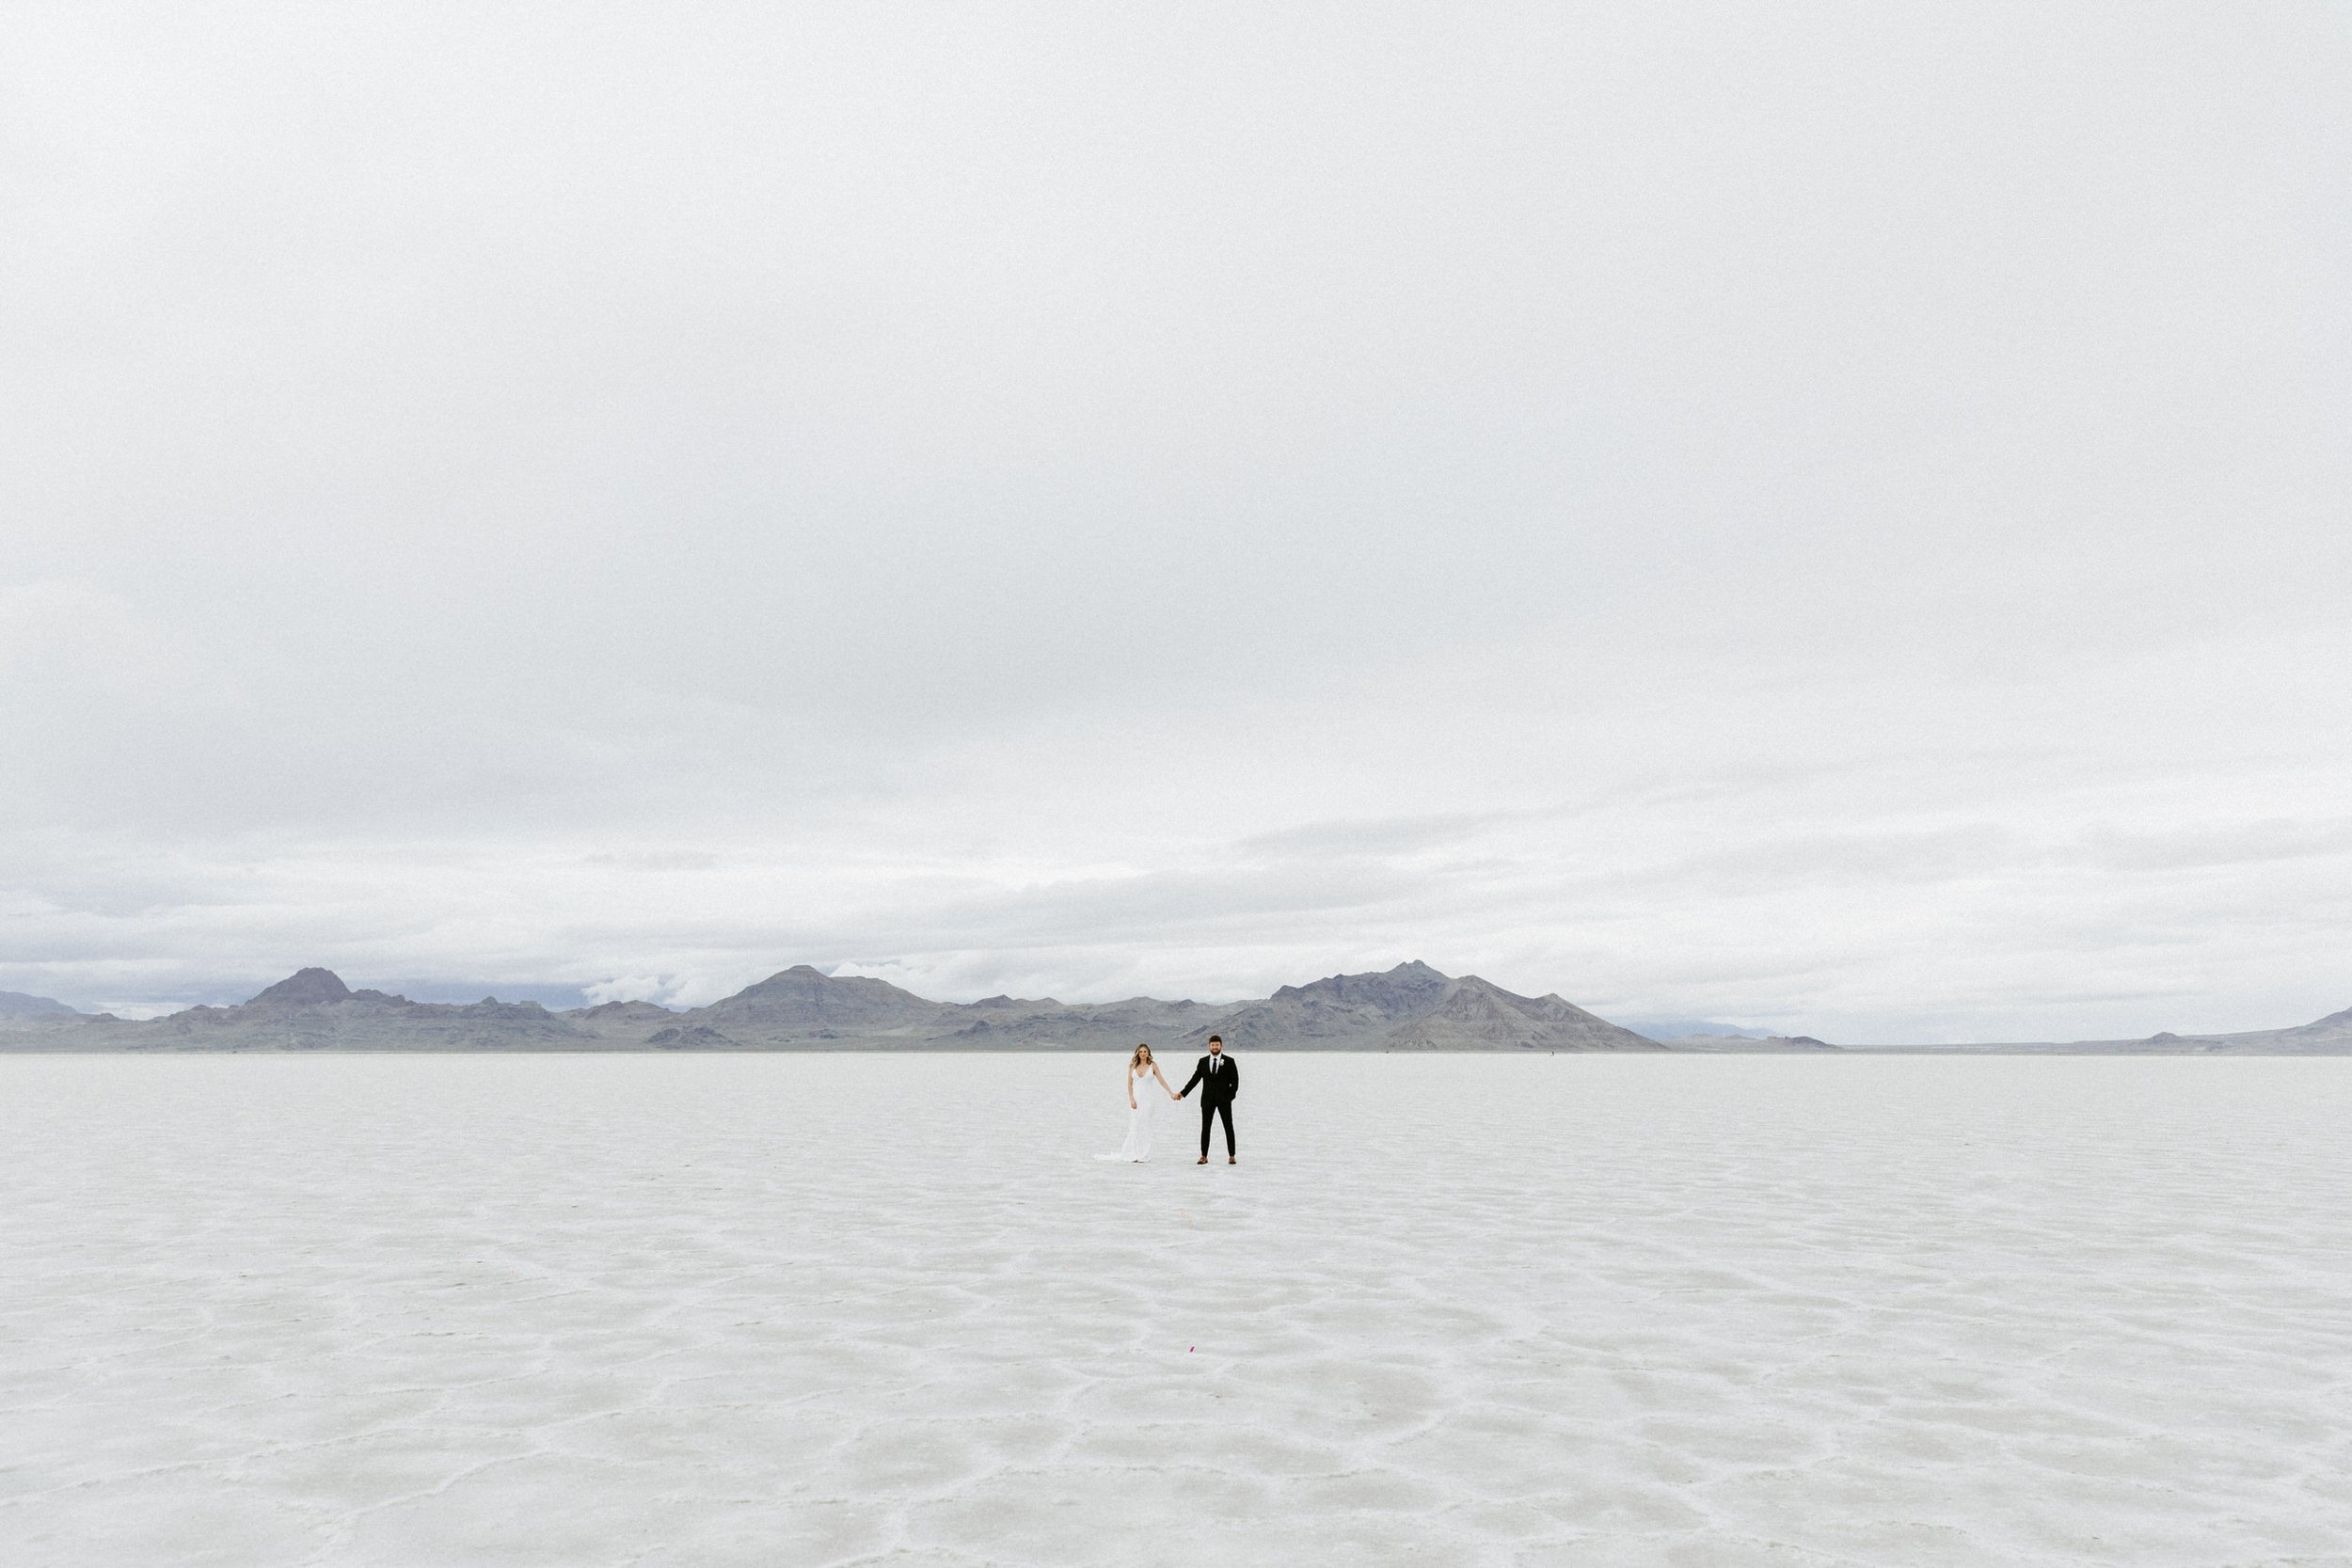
[{"x1": 4, "y1": 1055, "x2": 2350, "y2": 1567}]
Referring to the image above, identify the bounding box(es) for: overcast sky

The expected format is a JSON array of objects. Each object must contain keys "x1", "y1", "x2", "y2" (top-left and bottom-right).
[{"x1": 5, "y1": 4, "x2": 2348, "y2": 1039}]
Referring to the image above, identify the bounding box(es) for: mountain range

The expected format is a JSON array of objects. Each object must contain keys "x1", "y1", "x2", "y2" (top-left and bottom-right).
[
  {"x1": 6, "y1": 963, "x2": 2346, "y2": 1053},
  {"x1": 0, "y1": 960, "x2": 1664, "y2": 1053}
]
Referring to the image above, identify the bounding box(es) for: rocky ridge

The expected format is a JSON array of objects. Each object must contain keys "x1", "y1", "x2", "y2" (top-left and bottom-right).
[{"x1": 5, "y1": 960, "x2": 1662, "y2": 1053}]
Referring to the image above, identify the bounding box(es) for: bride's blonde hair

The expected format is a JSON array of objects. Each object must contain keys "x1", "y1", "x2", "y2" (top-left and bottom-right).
[{"x1": 1130, "y1": 1043, "x2": 1153, "y2": 1070}]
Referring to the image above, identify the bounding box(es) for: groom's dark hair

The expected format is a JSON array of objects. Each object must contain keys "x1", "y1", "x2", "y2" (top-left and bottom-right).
[{"x1": 1208, "y1": 1035, "x2": 1222, "y2": 1043}]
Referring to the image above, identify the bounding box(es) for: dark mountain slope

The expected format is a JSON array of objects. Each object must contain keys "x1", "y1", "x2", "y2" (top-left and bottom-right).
[{"x1": 1382, "y1": 975, "x2": 1661, "y2": 1051}]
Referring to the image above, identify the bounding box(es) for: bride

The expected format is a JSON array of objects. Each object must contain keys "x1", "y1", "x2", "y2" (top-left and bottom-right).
[{"x1": 1096, "y1": 1043, "x2": 1180, "y2": 1163}]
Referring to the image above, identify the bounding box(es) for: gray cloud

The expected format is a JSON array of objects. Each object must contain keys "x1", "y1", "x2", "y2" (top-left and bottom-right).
[{"x1": 4, "y1": 4, "x2": 2347, "y2": 1038}]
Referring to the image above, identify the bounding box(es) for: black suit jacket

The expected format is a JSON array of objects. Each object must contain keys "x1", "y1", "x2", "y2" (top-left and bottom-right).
[{"x1": 1181, "y1": 1053, "x2": 1239, "y2": 1106}]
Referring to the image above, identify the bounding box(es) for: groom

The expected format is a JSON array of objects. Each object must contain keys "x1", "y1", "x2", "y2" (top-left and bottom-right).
[{"x1": 1180, "y1": 1035, "x2": 1239, "y2": 1164}]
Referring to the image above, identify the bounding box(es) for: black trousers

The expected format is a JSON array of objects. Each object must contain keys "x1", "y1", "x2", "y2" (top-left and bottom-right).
[{"x1": 1199, "y1": 1099, "x2": 1234, "y2": 1157}]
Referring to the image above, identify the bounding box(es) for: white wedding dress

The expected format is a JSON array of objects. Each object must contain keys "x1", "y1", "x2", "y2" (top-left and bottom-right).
[{"x1": 1095, "y1": 1069, "x2": 1160, "y2": 1162}]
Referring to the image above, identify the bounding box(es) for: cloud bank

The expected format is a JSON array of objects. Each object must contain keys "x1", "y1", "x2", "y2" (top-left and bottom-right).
[{"x1": 4, "y1": 4, "x2": 2347, "y2": 1039}]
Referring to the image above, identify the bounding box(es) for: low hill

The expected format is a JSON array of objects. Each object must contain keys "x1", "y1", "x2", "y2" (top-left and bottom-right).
[
  {"x1": 1618, "y1": 1017, "x2": 1776, "y2": 1042},
  {"x1": 1870, "y1": 1005, "x2": 2352, "y2": 1054},
  {"x1": 1656, "y1": 1033, "x2": 1838, "y2": 1052}
]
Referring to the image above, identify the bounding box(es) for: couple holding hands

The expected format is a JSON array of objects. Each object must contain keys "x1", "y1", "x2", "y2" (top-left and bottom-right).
[{"x1": 1096, "y1": 1036, "x2": 1238, "y2": 1164}]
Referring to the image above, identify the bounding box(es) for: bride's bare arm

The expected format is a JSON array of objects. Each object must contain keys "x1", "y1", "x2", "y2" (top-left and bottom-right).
[{"x1": 1152, "y1": 1064, "x2": 1178, "y2": 1098}]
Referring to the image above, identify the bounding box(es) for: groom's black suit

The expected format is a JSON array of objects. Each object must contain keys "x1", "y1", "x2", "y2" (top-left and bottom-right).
[{"x1": 1180, "y1": 1052, "x2": 1239, "y2": 1158}]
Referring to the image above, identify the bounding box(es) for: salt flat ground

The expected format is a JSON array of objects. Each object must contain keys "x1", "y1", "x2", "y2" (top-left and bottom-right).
[{"x1": 3, "y1": 1055, "x2": 2348, "y2": 1568}]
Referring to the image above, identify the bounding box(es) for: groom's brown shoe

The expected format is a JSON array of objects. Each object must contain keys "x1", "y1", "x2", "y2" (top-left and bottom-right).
[
  {"x1": 1229, "y1": 1157, "x2": 1236, "y2": 1164},
  {"x1": 1197, "y1": 1156, "x2": 1207, "y2": 1164}
]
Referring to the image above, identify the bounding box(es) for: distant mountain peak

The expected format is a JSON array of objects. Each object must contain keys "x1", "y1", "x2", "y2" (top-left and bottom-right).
[
  {"x1": 1270, "y1": 959, "x2": 1452, "y2": 1004},
  {"x1": 249, "y1": 968, "x2": 355, "y2": 1006},
  {"x1": 742, "y1": 964, "x2": 884, "y2": 990},
  {"x1": 702, "y1": 963, "x2": 945, "y2": 1030},
  {"x1": 0, "y1": 990, "x2": 80, "y2": 1020}
]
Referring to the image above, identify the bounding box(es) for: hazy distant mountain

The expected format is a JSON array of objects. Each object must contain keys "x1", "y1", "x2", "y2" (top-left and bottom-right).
[
  {"x1": 40, "y1": 968, "x2": 596, "y2": 1051},
  {"x1": 1656, "y1": 1033, "x2": 1838, "y2": 1052},
  {"x1": 570, "y1": 1000, "x2": 681, "y2": 1040},
  {"x1": 1618, "y1": 1017, "x2": 1777, "y2": 1042},
  {"x1": 1885, "y1": 1005, "x2": 2352, "y2": 1055},
  {"x1": 0, "y1": 990, "x2": 81, "y2": 1023},
  {"x1": 2258, "y1": 1005, "x2": 2352, "y2": 1052},
  {"x1": 940, "y1": 992, "x2": 1225, "y2": 1048}
]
